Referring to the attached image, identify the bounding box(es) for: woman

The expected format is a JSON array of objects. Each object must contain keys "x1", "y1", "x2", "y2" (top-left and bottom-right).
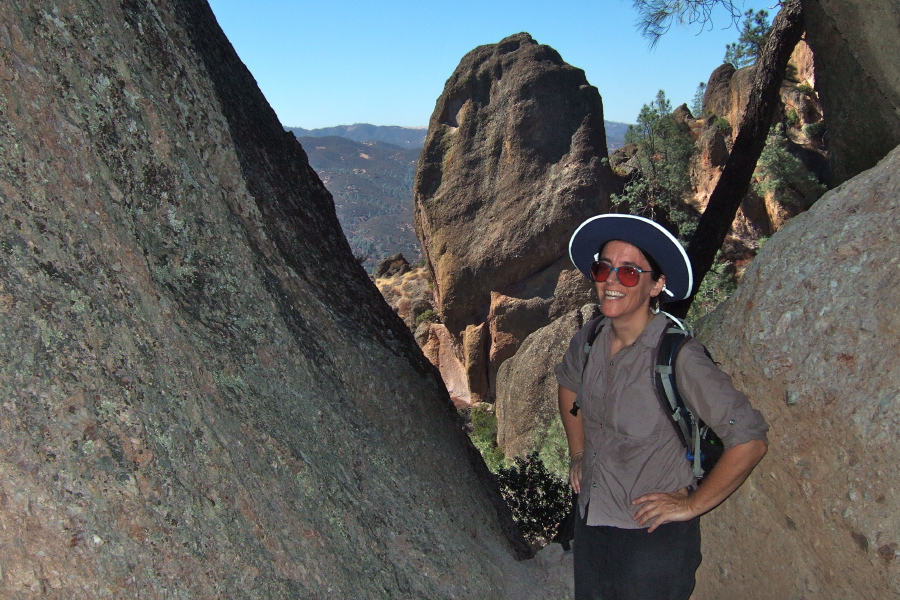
[{"x1": 555, "y1": 214, "x2": 768, "y2": 600}]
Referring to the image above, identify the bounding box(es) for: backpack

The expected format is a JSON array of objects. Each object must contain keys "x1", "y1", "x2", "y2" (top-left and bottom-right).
[{"x1": 571, "y1": 314, "x2": 723, "y2": 479}]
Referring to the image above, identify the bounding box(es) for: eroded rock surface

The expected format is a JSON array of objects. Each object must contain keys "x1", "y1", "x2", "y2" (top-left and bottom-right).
[
  {"x1": 414, "y1": 32, "x2": 616, "y2": 342},
  {"x1": 693, "y1": 144, "x2": 900, "y2": 599},
  {"x1": 0, "y1": 1, "x2": 565, "y2": 597}
]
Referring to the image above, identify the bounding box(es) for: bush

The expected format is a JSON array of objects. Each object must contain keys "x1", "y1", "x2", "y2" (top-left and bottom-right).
[
  {"x1": 414, "y1": 309, "x2": 438, "y2": 327},
  {"x1": 802, "y1": 121, "x2": 826, "y2": 139},
  {"x1": 463, "y1": 404, "x2": 505, "y2": 472},
  {"x1": 713, "y1": 116, "x2": 731, "y2": 134},
  {"x1": 498, "y1": 452, "x2": 572, "y2": 548},
  {"x1": 613, "y1": 90, "x2": 698, "y2": 242},
  {"x1": 796, "y1": 83, "x2": 815, "y2": 95},
  {"x1": 754, "y1": 126, "x2": 826, "y2": 210},
  {"x1": 785, "y1": 108, "x2": 800, "y2": 128},
  {"x1": 685, "y1": 253, "x2": 736, "y2": 324}
]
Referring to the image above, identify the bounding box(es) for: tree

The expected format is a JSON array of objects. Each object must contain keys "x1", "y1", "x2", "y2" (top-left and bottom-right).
[
  {"x1": 630, "y1": 0, "x2": 805, "y2": 319},
  {"x1": 615, "y1": 91, "x2": 698, "y2": 239},
  {"x1": 668, "y1": 0, "x2": 805, "y2": 319},
  {"x1": 691, "y1": 81, "x2": 706, "y2": 117},
  {"x1": 724, "y1": 9, "x2": 772, "y2": 68}
]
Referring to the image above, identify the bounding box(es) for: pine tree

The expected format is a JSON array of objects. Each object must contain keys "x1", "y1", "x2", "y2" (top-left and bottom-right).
[{"x1": 723, "y1": 9, "x2": 771, "y2": 68}]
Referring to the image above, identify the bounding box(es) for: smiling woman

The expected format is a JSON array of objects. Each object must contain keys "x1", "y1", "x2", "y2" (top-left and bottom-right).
[
  {"x1": 206, "y1": 0, "x2": 770, "y2": 129},
  {"x1": 555, "y1": 213, "x2": 769, "y2": 600}
]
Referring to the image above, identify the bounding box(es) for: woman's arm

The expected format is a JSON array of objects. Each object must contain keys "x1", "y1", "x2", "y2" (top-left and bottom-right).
[
  {"x1": 558, "y1": 385, "x2": 585, "y2": 494},
  {"x1": 631, "y1": 438, "x2": 768, "y2": 532}
]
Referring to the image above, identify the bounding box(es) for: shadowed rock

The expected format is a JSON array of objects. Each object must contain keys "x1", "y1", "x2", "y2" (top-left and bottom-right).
[{"x1": 0, "y1": 1, "x2": 571, "y2": 597}]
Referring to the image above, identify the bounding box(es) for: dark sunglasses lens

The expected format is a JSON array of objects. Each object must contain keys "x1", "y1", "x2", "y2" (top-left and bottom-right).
[
  {"x1": 618, "y1": 266, "x2": 641, "y2": 287},
  {"x1": 591, "y1": 262, "x2": 610, "y2": 282}
]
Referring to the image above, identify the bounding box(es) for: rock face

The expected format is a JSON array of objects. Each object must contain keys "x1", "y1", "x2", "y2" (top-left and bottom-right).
[
  {"x1": 0, "y1": 1, "x2": 568, "y2": 597},
  {"x1": 803, "y1": 0, "x2": 900, "y2": 184},
  {"x1": 692, "y1": 144, "x2": 900, "y2": 599},
  {"x1": 414, "y1": 32, "x2": 616, "y2": 338},
  {"x1": 495, "y1": 304, "x2": 600, "y2": 464},
  {"x1": 413, "y1": 33, "x2": 614, "y2": 402}
]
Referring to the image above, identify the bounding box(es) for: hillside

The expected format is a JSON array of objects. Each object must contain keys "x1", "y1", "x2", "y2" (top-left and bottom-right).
[
  {"x1": 290, "y1": 121, "x2": 629, "y2": 150},
  {"x1": 289, "y1": 124, "x2": 427, "y2": 147},
  {"x1": 299, "y1": 136, "x2": 421, "y2": 270}
]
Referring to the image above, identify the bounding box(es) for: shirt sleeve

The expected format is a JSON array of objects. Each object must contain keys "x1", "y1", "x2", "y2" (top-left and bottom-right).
[
  {"x1": 674, "y1": 338, "x2": 769, "y2": 449},
  {"x1": 554, "y1": 318, "x2": 596, "y2": 394}
]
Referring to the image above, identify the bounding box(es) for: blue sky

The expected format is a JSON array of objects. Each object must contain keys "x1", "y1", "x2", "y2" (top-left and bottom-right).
[{"x1": 207, "y1": 0, "x2": 771, "y2": 129}]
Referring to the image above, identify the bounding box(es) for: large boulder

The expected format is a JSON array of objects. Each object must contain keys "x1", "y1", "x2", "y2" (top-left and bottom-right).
[
  {"x1": 496, "y1": 305, "x2": 600, "y2": 466},
  {"x1": 414, "y1": 32, "x2": 617, "y2": 339},
  {"x1": 0, "y1": 0, "x2": 566, "y2": 597},
  {"x1": 693, "y1": 144, "x2": 900, "y2": 598}
]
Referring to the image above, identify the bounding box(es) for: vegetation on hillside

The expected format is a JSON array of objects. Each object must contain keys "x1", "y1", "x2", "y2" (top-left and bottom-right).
[
  {"x1": 298, "y1": 136, "x2": 422, "y2": 271},
  {"x1": 612, "y1": 90, "x2": 699, "y2": 242}
]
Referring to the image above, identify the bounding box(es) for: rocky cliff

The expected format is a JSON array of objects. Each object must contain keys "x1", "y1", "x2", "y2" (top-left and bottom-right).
[
  {"x1": 413, "y1": 32, "x2": 614, "y2": 403},
  {"x1": 0, "y1": 0, "x2": 565, "y2": 597},
  {"x1": 803, "y1": 0, "x2": 900, "y2": 184}
]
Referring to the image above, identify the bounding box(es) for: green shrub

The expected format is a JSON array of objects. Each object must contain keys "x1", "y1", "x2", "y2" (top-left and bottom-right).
[
  {"x1": 785, "y1": 108, "x2": 800, "y2": 128},
  {"x1": 685, "y1": 253, "x2": 736, "y2": 324},
  {"x1": 614, "y1": 90, "x2": 698, "y2": 242},
  {"x1": 802, "y1": 121, "x2": 826, "y2": 139},
  {"x1": 796, "y1": 83, "x2": 815, "y2": 95},
  {"x1": 414, "y1": 309, "x2": 438, "y2": 327},
  {"x1": 498, "y1": 452, "x2": 572, "y2": 548},
  {"x1": 464, "y1": 404, "x2": 505, "y2": 472},
  {"x1": 754, "y1": 126, "x2": 826, "y2": 210},
  {"x1": 713, "y1": 116, "x2": 731, "y2": 134}
]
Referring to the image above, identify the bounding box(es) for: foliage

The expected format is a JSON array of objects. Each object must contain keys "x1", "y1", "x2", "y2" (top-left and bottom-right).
[
  {"x1": 802, "y1": 121, "x2": 826, "y2": 140},
  {"x1": 463, "y1": 404, "x2": 505, "y2": 472},
  {"x1": 497, "y1": 452, "x2": 572, "y2": 548},
  {"x1": 754, "y1": 126, "x2": 826, "y2": 210},
  {"x1": 796, "y1": 83, "x2": 815, "y2": 95},
  {"x1": 632, "y1": 0, "x2": 746, "y2": 47},
  {"x1": 414, "y1": 309, "x2": 438, "y2": 327},
  {"x1": 712, "y1": 116, "x2": 732, "y2": 134},
  {"x1": 685, "y1": 252, "x2": 736, "y2": 324},
  {"x1": 691, "y1": 81, "x2": 706, "y2": 117},
  {"x1": 785, "y1": 108, "x2": 800, "y2": 128},
  {"x1": 613, "y1": 90, "x2": 698, "y2": 241},
  {"x1": 724, "y1": 9, "x2": 771, "y2": 68}
]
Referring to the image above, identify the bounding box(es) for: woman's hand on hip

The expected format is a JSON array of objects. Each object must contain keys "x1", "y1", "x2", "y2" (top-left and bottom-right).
[{"x1": 631, "y1": 488, "x2": 696, "y2": 532}]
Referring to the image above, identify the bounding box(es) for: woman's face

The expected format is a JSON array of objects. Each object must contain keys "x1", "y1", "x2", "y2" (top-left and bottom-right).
[{"x1": 594, "y1": 240, "x2": 666, "y2": 322}]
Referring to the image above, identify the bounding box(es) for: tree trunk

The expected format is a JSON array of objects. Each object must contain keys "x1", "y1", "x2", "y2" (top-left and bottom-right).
[{"x1": 668, "y1": 0, "x2": 805, "y2": 319}]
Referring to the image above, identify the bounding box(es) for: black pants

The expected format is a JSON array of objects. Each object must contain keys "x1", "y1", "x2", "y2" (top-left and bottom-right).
[{"x1": 574, "y1": 505, "x2": 702, "y2": 600}]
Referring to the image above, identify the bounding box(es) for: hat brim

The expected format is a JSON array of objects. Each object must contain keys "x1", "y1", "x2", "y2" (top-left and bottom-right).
[{"x1": 569, "y1": 214, "x2": 693, "y2": 303}]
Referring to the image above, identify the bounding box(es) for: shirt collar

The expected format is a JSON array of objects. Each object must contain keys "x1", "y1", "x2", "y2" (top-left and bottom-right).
[{"x1": 637, "y1": 313, "x2": 669, "y2": 349}]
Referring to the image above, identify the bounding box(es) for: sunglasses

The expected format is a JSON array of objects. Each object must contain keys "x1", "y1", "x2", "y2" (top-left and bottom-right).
[{"x1": 590, "y1": 261, "x2": 653, "y2": 287}]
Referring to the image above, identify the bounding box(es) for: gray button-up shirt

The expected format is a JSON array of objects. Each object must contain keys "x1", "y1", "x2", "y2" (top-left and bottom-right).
[{"x1": 555, "y1": 313, "x2": 768, "y2": 528}]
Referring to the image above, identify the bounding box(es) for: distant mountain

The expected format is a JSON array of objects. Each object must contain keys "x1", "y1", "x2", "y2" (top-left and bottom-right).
[
  {"x1": 605, "y1": 120, "x2": 630, "y2": 150},
  {"x1": 298, "y1": 136, "x2": 421, "y2": 271},
  {"x1": 288, "y1": 124, "x2": 427, "y2": 148},
  {"x1": 290, "y1": 121, "x2": 630, "y2": 151}
]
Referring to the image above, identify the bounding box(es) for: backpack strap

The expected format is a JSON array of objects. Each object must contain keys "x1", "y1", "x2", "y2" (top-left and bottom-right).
[
  {"x1": 570, "y1": 316, "x2": 605, "y2": 416},
  {"x1": 654, "y1": 321, "x2": 705, "y2": 478}
]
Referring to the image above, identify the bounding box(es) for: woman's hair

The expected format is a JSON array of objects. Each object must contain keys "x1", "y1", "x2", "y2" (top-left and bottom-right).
[{"x1": 600, "y1": 240, "x2": 665, "y2": 311}]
